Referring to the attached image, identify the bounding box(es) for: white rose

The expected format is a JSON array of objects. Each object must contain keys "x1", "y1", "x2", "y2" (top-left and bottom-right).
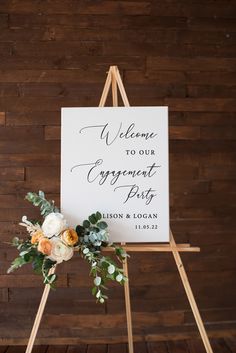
[
  {"x1": 48, "y1": 238, "x2": 73, "y2": 264},
  {"x1": 42, "y1": 213, "x2": 67, "y2": 237}
]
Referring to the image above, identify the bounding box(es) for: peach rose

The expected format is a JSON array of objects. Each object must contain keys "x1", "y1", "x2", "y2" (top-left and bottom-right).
[
  {"x1": 37, "y1": 238, "x2": 52, "y2": 256},
  {"x1": 31, "y1": 230, "x2": 44, "y2": 244},
  {"x1": 61, "y1": 228, "x2": 78, "y2": 246}
]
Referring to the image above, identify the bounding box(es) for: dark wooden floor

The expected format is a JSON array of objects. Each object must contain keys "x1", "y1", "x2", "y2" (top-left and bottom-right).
[{"x1": 1, "y1": 338, "x2": 236, "y2": 353}]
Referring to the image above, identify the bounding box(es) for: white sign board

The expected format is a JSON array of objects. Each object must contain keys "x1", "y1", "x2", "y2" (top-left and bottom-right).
[{"x1": 61, "y1": 107, "x2": 169, "y2": 242}]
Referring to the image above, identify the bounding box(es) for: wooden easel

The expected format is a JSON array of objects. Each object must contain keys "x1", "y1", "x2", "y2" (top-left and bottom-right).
[{"x1": 25, "y1": 66, "x2": 214, "y2": 353}]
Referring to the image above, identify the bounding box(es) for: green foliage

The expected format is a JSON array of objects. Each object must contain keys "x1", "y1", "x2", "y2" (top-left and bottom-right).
[
  {"x1": 96, "y1": 211, "x2": 102, "y2": 221},
  {"x1": 76, "y1": 225, "x2": 86, "y2": 236},
  {"x1": 8, "y1": 191, "x2": 129, "y2": 303},
  {"x1": 32, "y1": 254, "x2": 44, "y2": 274},
  {"x1": 97, "y1": 221, "x2": 108, "y2": 229},
  {"x1": 82, "y1": 220, "x2": 90, "y2": 229},
  {"x1": 114, "y1": 245, "x2": 129, "y2": 260},
  {"x1": 73, "y1": 211, "x2": 128, "y2": 302},
  {"x1": 26, "y1": 190, "x2": 59, "y2": 217},
  {"x1": 88, "y1": 214, "x2": 97, "y2": 224},
  {"x1": 7, "y1": 256, "x2": 27, "y2": 273},
  {"x1": 8, "y1": 234, "x2": 57, "y2": 288}
]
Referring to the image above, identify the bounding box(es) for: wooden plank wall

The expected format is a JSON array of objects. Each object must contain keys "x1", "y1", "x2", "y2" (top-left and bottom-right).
[{"x1": 0, "y1": 0, "x2": 236, "y2": 345}]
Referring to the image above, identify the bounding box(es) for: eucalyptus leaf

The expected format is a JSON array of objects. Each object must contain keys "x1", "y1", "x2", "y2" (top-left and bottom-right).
[
  {"x1": 83, "y1": 220, "x2": 90, "y2": 228},
  {"x1": 92, "y1": 286, "x2": 97, "y2": 296},
  {"x1": 19, "y1": 250, "x2": 29, "y2": 257},
  {"x1": 48, "y1": 274, "x2": 57, "y2": 283},
  {"x1": 38, "y1": 190, "x2": 45, "y2": 198},
  {"x1": 23, "y1": 253, "x2": 31, "y2": 262},
  {"x1": 89, "y1": 214, "x2": 97, "y2": 225},
  {"x1": 95, "y1": 211, "x2": 102, "y2": 221},
  {"x1": 25, "y1": 191, "x2": 59, "y2": 217},
  {"x1": 97, "y1": 221, "x2": 108, "y2": 230},
  {"x1": 76, "y1": 225, "x2": 85, "y2": 236}
]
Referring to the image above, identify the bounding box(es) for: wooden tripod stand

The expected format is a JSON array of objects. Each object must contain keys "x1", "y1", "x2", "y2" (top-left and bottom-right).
[{"x1": 25, "y1": 66, "x2": 214, "y2": 353}]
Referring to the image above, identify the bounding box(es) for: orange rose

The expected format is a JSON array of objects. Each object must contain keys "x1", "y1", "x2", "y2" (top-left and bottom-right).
[
  {"x1": 61, "y1": 228, "x2": 78, "y2": 246},
  {"x1": 37, "y1": 238, "x2": 52, "y2": 255},
  {"x1": 31, "y1": 230, "x2": 44, "y2": 244}
]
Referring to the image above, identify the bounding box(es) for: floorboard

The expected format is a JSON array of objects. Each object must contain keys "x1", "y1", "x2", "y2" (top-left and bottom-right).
[
  {"x1": 2, "y1": 337, "x2": 236, "y2": 353},
  {"x1": 66, "y1": 345, "x2": 87, "y2": 353},
  {"x1": 225, "y1": 338, "x2": 236, "y2": 353}
]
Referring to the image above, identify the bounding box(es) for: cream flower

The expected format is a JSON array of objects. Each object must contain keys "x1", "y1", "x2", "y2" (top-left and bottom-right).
[
  {"x1": 42, "y1": 212, "x2": 67, "y2": 238},
  {"x1": 48, "y1": 238, "x2": 73, "y2": 264}
]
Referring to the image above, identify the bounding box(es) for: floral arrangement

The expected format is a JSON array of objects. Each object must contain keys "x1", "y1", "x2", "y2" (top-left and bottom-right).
[{"x1": 8, "y1": 191, "x2": 128, "y2": 303}]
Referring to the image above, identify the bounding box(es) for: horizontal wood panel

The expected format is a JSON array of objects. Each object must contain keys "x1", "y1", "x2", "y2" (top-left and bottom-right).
[
  {"x1": 0, "y1": 167, "x2": 24, "y2": 181},
  {"x1": 0, "y1": 1, "x2": 151, "y2": 15},
  {"x1": 0, "y1": 28, "x2": 235, "y2": 45},
  {"x1": 1, "y1": 325, "x2": 236, "y2": 346},
  {"x1": 125, "y1": 70, "x2": 236, "y2": 85},
  {"x1": 147, "y1": 57, "x2": 236, "y2": 71}
]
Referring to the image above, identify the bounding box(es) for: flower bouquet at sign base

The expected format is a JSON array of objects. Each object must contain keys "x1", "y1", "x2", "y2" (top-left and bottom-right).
[{"x1": 7, "y1": 191, "x2": 128, "y2": 303}]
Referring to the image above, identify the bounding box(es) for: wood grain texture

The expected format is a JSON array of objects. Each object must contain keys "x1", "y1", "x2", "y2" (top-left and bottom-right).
[
  {"x1": 2, "y1": 337, "x2": 236, "y2": 352},
  {"x1": 0, "y1": 0, "x2": 236, "y2": 345}
]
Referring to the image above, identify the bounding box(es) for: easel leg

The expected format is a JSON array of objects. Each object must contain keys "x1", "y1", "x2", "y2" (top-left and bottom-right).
[
  {"x1": 123, "y1": 258, "x2": 134, "y2": 353},
  {"x1": 99, "y1": 69, "x2": 112, "y2": 107},
  {"x1": 111, "y1": 66, "x2": 118, "y2": 107},
  {"x1": 25, "y1": 267, "x2": 56, "y2": 353},
  {"x1": 170, "y1": 232, "x2": 213, "y2": 353}
]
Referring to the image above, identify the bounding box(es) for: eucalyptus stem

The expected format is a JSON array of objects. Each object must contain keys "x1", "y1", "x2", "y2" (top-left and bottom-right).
[{"x1": 8, "y1": 191, "x2": 129, "y2": 303}]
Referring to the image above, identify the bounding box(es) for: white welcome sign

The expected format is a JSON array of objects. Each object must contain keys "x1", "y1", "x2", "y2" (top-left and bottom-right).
[{"x1": 61, "y1": 107, "x2": 169, "y2": 242}]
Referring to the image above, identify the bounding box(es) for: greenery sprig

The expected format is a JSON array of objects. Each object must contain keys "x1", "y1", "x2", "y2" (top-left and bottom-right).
[
  {"x1": 8, "y1": 191, "x2": 128, "y2": 302},
  {"x1": 26, "y1": 191, "x2": 59, "y2": 217},
  {"x1": 75, "y1": 212, "x2": 127, "y2": 302}
]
